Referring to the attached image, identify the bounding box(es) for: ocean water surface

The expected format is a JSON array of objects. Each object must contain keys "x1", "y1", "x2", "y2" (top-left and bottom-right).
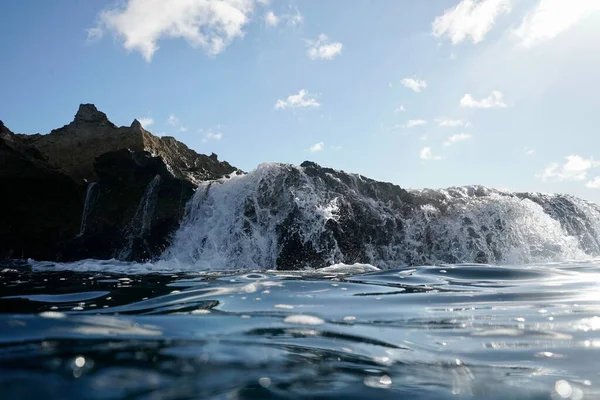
[{"x1": 1, "y1": 260, "x2": 600, "y2": 399}]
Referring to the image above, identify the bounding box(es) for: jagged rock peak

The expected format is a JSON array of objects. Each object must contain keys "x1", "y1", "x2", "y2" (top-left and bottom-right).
[
  {"x1": 130, "y1": 119, "x2": 143, "y2": 130},
  {"x1": 74, "y1": 104, "x2": 110, "y2": 124}
]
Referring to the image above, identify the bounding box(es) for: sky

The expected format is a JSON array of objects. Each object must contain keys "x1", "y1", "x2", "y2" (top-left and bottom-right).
[{"x1": 1, "y1": 0, "x2": 600, "y2": 203}]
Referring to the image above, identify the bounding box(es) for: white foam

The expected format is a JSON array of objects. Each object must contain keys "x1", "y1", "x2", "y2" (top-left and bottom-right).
[
  {"x1": 283, "y1": 315, "x2": 325, "y2": 325},
  {"x1": 317, "y1": 263, "x2": 381, "y2": 274}
]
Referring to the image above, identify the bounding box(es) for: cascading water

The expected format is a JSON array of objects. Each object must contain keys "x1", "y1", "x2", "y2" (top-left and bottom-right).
[
  {"x1": 162, "y1": 162, "x2": 600, "y2": 270},
  {"x1": 76, "y1": 182, "x2": 98, "y2": 237},
  {"x1": 118, "y1": 174, "x2": 162, "y2": 260}
]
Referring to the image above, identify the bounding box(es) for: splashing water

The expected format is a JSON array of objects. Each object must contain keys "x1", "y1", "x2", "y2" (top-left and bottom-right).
[
  {"x1": 161, "y1": 163, "x2": 600, "y2": 271},
  {"x1": 118, "y1": 174, "x2": 162, "y2": 260},
  {"x1": 76, "y1": 182, "x2": 98, "y2": 237}
]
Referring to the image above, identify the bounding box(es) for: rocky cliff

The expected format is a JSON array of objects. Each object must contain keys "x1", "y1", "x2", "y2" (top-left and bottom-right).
[
  {"x1": 0, "y1": 121, "x2": 84, "y2": 259},
  {"x1": 17, "y1": 104, "x2": 236, "y2": 184},
  {"x1": 2, "y1": 105, "x2": 238, "y2": 261}
]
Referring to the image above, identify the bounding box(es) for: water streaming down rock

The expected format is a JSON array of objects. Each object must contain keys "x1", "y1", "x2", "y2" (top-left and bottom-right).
[
  {"x1": 163, "y1": 162, "x2": 600, "y2": 270},
  {"x1": 119, "y1": 175, "x2": 162, "y2": 260},
  {"x1": 76, "y1": 182, "x2": 98, "y2": 237}
]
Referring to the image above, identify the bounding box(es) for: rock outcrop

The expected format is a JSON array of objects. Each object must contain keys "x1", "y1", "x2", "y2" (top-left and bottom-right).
[
  {"x1": 0, "y1": 121, "x2": 84, "y2": 260},
  {"x1": 2, "y1": 104, "x2": 238, "y2": 261},
  {"x1": 17, "y1": 104, "x2": 236, "y2": 184},
  {"x1": 64, "y1": 149, "x2": 197, "y2": 261}
]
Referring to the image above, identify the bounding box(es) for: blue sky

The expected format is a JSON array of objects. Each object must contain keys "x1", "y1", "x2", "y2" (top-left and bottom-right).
[{"x1": 2, "y1": 0, "x2": 600, "y2": 203}]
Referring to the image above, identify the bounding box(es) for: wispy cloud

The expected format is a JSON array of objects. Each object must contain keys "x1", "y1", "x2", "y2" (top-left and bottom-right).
[
  {"x1": 420, "y1": 147, "x2": 443, "y2": 161},
  {"x1": 395, "y1": 105, "x2": 406, "y2": 113},
  {"x1": 179, "y1": 126, "x2": 188, "y2": 132},
  {"x1": 586, "y1": 177, "x2": 600, "y2": 189},
  {"x1": 201, "y1": 129, "x2": 223, "y2": 142},
  {"x1": 524, "y1": 147, "x2": 535, "y2": 156},
  {"x1": 515, "y1": 0, "x2": 600, "y2": 48},
  {"x1": 138, "y1": 117, "x2": 153, "y2": 128},
  {"x1": 309, "y1": 142, "x2": 324, "y2": 152},
  {"x1": 90, "y1": 0, "x2": 255, "y2": 61},
  {"x1": 264, "y1": 11, "x2": 279, "y2": 27},
  {"x1": 460, "y1": 90, "x2": 507, "y2": 108},
  {"x1": 432, "y1": 0, "x2": 512, "y2": 44},
  {"x1": 443, "y1": 133, "x2": 473, "y2": 147},
  {"x1": 264, "y1": 7, "x2": 302, "y2": 28},
  {"x1": 274, "y1": 89, "x2": 320, "y2": 110},
  {"x1": 167, "y1": 114, "x2": 180, "y2": 126},
  {"x1": 537, "y1": 155, "x2": 600, "y2": 182},
  {"x1": 436, "y1": 119, "x2": 468, "y2": 127},
  {"x1": 306, "y1": 34, "x2": 342, "y2": 60},
  {"x1": 406, "y1": 119, "x2": 428, "y2": 128},
  {"x1": 401, "y1": 77, "x2": 428, "y2": 92}
]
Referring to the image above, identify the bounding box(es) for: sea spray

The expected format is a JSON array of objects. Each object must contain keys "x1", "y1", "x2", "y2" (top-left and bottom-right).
[
  {"x1": 162, "y1": 162, "x2": 600, "y2": 270},
  {"x1": 76, "y1": 182, "x2": 98, "y2": 237},
  {"x1": 118, "y1": 174, "x2": 162, "y2": 260}
]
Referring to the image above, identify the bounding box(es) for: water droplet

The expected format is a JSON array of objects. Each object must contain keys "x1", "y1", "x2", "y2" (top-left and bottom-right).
[
  {"x1": 555, "y1": 380, "x2": 572, "y2": 398},
  {"x1": 258, "y1": 377, "x2": 271, "y2": 388},
  {"x1": 75, "y1": 356, "x2": 86, "y2": 368}
]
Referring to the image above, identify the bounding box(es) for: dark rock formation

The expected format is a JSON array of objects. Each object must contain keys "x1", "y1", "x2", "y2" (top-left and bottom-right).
[
  {"x1": 2, "y1": 104, "x2": 238, "y2": 262},
  {"x1": 64, "y1": 149, "x2": 196, "y2": 261},
  {"x1": 0, "y1": 121, "x2": 84, "y2": 260},
  {"x1": 17, "y1": 104, "x2": 237, "y2": 184}
]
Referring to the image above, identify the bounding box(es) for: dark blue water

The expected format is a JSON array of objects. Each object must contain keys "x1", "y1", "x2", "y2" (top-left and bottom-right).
[{"x1": 1, "y1": 260, "x2": 600, "y2": 399}]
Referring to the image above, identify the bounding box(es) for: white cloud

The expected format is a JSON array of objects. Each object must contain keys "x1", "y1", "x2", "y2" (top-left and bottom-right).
[
  {"x1": 524, "y1": 147, "x2": 535, "y2": 155},
  {"x1": 167, "y1": 114, "x2": 180, "y2": 126},
  {"x1": 406, "y1": 119, "x2": 428, "y2": 128},
  {"x1": 420, "y1": 147, "x2": 443, "y2": 161},
  {"x1": 202, "y1": 130, "x2": 223, "y2": 142},
  {"x1": 401, "y1": 77, "x2": 427, "y2": 92},
  {"x1": 395, "y1": 105, "x2": 406, "y2": 113},
  {"x1": 432, "y1": 0, "x2": 512, "y2": 44},
  {"x1": 91, "y1": 0, "x2": 254, "y2": 61},
  {"x1": 460, "y1": 90, "x2": 507, "y2": 108},
  {"x1": 257, "y1": 0, "x2": 270, "y2": 5},
  {"x1": 586, "y1": 177, "x2": 600, "y2": 189},
  {"x1": 443, "y1": 133, "x2": 473, "y2": 147},
  {"x1": 138, "y1": 117, "x2": 153, "y2": 127},
  {"x1": 86, "y1": 27, "x2": 104, "y2": 42},
  {"x1": 436, "y1": 119, "x2": 468, "y2": 127},
  {"x1": 179, "y1": 126, "x2": 188, "y2": 132},
  {"x1": 264, "y1": 11, "x2": 279, "y2": 27},
  {"x1": 266, "y1": 7, "x2": 302, "y2": 27},
  {"x1": 274, "y1": 89, "x2": 320, "y2": 110},
  {"x1": 419, "y1": 134, "x2": 428, "y2": 141},
  {"x1": 515, "y1": 0, "x2": 600, "y2": 48},
  {"x1": 331, "y1": 145, "x2": 343, "y2": 151},
  {"x1": 310, "y1": 142, "x2": 324, "y2": 152},
  {"x1": 537, "y1": 155, "x2": 600, "y2": 182},
  {"x1": 306, "y1": 34, "x2": 342, "y2": 60},
  {"x1": 280, "y1": 7, "x2": 303, "y2": 26}
]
